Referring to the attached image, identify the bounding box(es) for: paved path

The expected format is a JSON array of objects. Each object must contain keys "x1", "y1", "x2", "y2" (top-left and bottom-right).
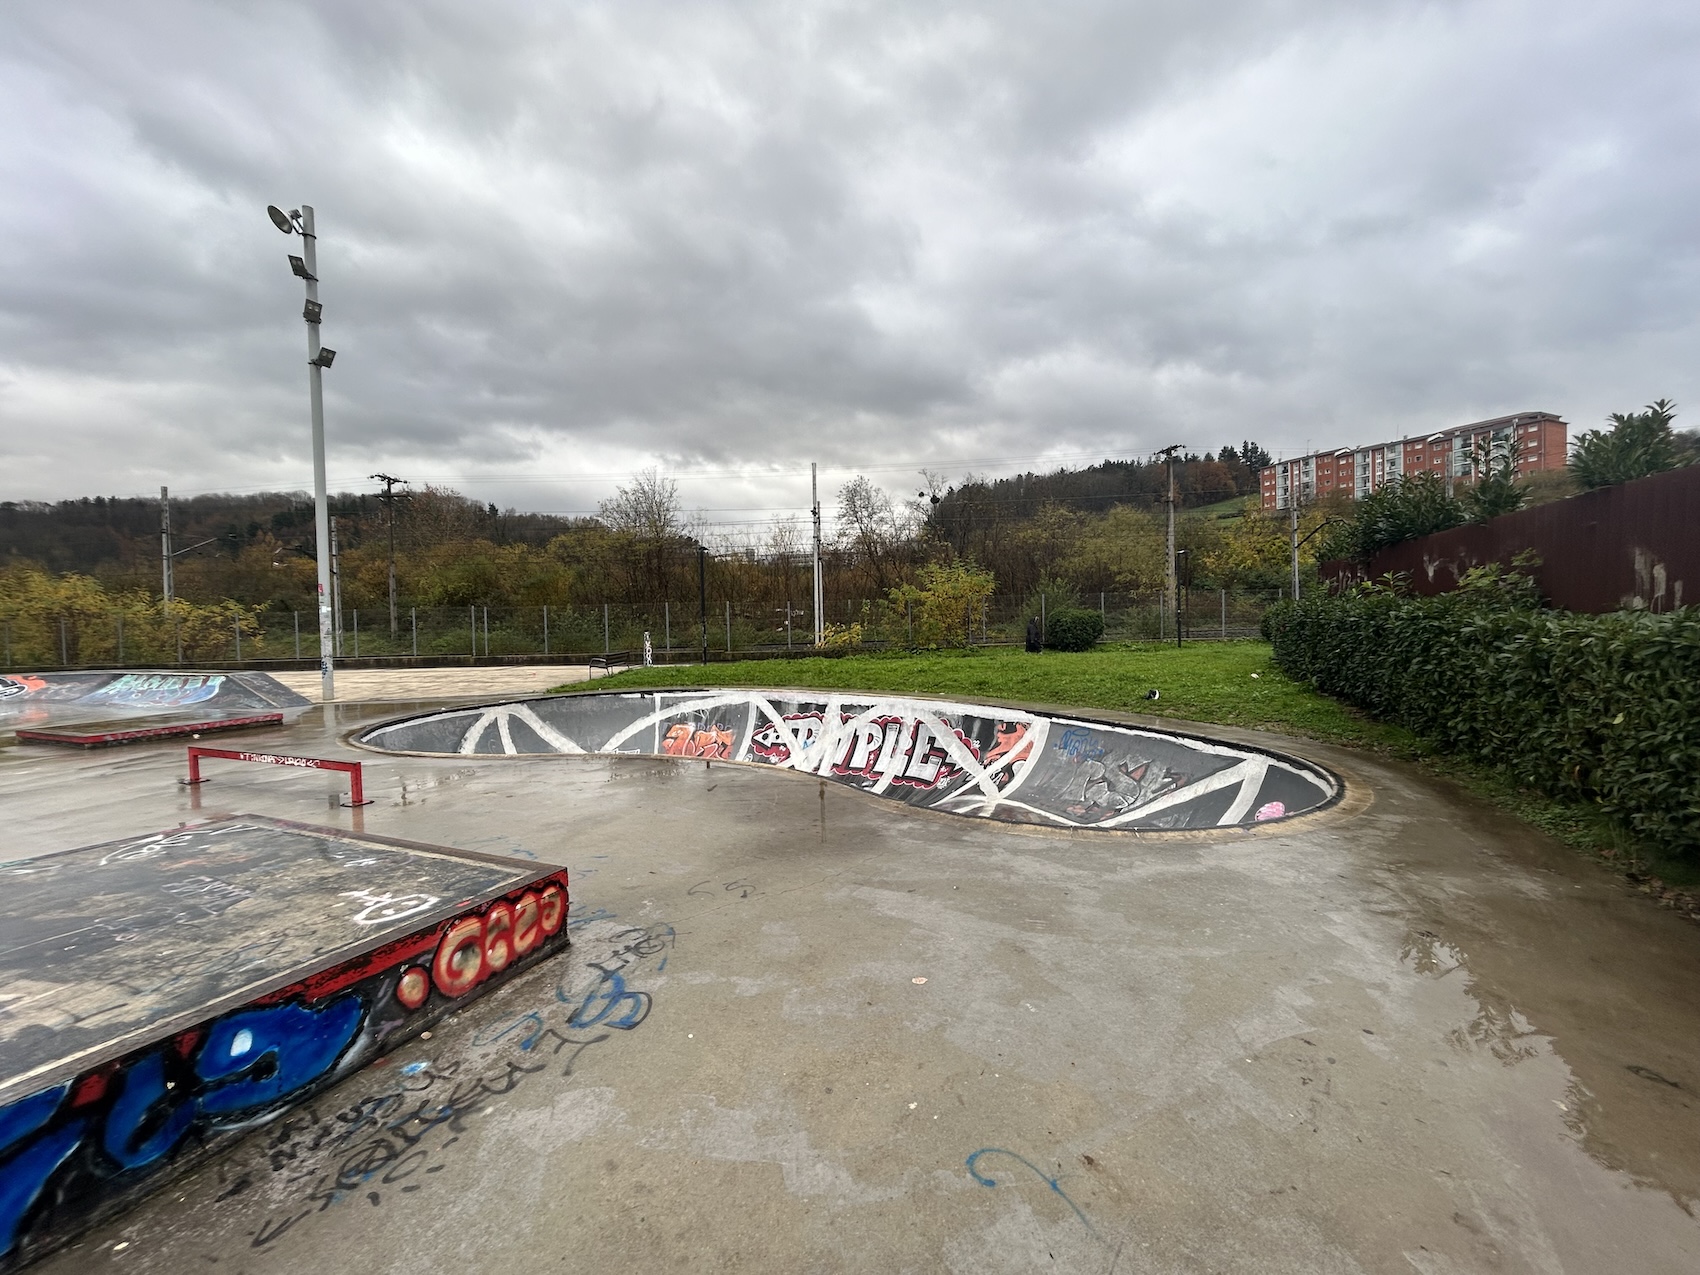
[
  {"x1": 5, "y1": 701, "x2": 1699, "y2": 1272},
  {"x1": 270, "y1": 663, "x2": 595, "y2": 703}
]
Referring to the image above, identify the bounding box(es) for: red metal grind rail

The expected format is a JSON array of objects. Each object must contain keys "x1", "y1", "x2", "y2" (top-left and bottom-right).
[{"x1": 181, "y1": 746, "x2": 374, "y2": 806}]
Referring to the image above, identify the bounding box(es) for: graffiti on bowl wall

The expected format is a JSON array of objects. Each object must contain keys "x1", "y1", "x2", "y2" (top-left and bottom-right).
[{"x1": 360, "y1": 691, "x2": 1339, "y2": 831}]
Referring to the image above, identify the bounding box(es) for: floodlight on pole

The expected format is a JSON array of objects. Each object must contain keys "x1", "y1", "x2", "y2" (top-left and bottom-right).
[{"x1": 268, "y1": 199, "x2": 337, "y2": 704}]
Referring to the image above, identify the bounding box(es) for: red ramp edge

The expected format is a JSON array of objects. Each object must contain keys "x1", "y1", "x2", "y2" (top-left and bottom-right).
[
  {"x1": 15, "y1": 713, "x2": 284, "y2": 748},
  {"x1": 0, "y1": 822, "x2": 569, "y2": 1271}
]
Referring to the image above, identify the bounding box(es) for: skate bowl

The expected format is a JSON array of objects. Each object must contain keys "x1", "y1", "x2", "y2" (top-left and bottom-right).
[
  {"x1": 0, "y1": 670, "x2": 310, "y2": 738},
  {"x1": 358, "y1": 689, "x2": 1340, "y2": 832}
]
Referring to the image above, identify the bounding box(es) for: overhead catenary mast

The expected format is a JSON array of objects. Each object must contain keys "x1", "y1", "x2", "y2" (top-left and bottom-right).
[{"x1": 812, "y1": 463, "x2": 824, "y2": 645}]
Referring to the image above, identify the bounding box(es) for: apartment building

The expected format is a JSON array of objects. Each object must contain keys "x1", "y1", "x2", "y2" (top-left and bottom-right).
[{"x1": 1259, "y1": 412, "x2": 1568, "y2": 511}]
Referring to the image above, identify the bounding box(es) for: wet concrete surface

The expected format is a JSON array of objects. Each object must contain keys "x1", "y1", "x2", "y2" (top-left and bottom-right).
[
  {"x1": 269, "y1": 664, "x2": 591, "y2": 703},
  {"x1": 4, "y1": 696, "x2": 1699, "y2": 1272}
]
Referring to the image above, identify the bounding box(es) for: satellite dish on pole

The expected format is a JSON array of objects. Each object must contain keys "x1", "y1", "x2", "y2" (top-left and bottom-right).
[{"x1": 266, "y1": 205, "x2": 295, "y2": 234}]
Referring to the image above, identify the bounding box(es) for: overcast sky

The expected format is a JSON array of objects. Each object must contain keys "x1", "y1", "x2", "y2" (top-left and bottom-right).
[{"x1": 3, "y1": 0, "x2": 1697, "y2": 532}]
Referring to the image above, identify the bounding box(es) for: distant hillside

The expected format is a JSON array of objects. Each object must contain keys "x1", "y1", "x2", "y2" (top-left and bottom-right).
[{"x1": 0, "y1": 489, "x2": 582, "y2": 580}]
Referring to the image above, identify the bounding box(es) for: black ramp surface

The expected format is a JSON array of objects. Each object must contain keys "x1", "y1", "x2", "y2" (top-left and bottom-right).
[
  {"x1": 0, "y1": 671, "x2": 309, "y2": 733},
  {"x1": 0, "y1": 817, "x2": 542, "y2": 1103},
  {"x1": 360, "y1": 689, "x2": 1340, "y2": 830}
]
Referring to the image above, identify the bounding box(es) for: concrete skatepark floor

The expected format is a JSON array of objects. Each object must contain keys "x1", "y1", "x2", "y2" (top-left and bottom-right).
[{"x1": 4, "y1": 674, "x2": 1699, "y2": 1272}]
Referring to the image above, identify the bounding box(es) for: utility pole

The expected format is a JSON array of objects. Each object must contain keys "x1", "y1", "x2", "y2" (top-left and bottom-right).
[
  {"x1": 371, "y1": 473, "x2": 406, "y2": 637},
  {"x1": 811, "y1": 463, "x2": 823, "y2": 645},
  {"x1": 159, "y1": 486, "x2": 174, "y2": 605},
  {"x1": 266, "y1": 202, "x2": 338, "y2": 702},
  {"x1": 698, "y1": 545, "x2": 709, "y2": 666},
  {"x1": 1158, "y1": 445, "x2": 1181, "y2": 633}
]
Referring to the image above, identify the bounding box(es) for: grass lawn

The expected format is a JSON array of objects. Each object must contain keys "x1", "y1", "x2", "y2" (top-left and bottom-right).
[{"x1": 556, "y1": 640, "x2": 1407, "y2": 750}]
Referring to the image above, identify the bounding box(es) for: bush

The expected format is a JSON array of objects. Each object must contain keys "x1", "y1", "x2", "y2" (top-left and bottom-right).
[
  {"x1": 1045, "y1": 608, "x2": 1105, "y2": 652},
  {"x1": 1265, "y1": 571, "x2": 1700, "y2": 855},
  {"x1": 887, "y1": 562, "x2": 996, "y2": 648}
]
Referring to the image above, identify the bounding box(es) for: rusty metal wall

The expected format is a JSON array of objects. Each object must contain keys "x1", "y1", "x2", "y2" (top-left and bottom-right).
[{"x1": 1321, "y1": 464, "x2": 1699, "y2": 613}]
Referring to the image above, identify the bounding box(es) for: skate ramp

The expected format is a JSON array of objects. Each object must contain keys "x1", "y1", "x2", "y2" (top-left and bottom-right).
[
  {"x1": 0, "y1": 816, "x2": 569, "y2": 1269},
  {"x1": 359, "y1": 689, "x2": 1339, "y2": 831},
  {"x1": 0, "y1": 670, "x2": 310, "y2": 739}
]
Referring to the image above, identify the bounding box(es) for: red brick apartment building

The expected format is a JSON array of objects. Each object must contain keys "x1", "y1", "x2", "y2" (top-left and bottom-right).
[{"x1": 1259, "y1": 412, "x2": 1568, "y2": 511}]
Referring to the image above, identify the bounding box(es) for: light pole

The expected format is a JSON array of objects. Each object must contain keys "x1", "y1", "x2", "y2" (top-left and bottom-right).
[{"x1": 267, "y1": 204, "x2": 338, "y2": 703}]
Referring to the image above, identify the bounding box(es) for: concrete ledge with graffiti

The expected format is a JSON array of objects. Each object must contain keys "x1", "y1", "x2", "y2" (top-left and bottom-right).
[
  {"x1": 0, "y1": 670, "x2": 310, "y2": 736},
  {"x1": 0, "y1": 817, "x2": 569, "y2": 1270},
  {"x1": 359, "y1": 690, "x2": 1340, "y2": 831}
]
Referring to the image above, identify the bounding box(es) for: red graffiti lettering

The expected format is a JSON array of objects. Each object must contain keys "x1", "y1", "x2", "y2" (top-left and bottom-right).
[
  {"x1": 512, "y1": 893, "x2": 541, "y2": 956},
  {"x1": 661, "y1": 722, "x2": 735, "y2": 759},
  {"x1": 395, "y1": 966, "x2": 430, "y2": 1009}
]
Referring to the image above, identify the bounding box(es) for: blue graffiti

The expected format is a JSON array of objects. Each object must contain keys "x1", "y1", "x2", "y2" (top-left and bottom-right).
[
  {"x1": 1055, "y1": 727, "x2": 1106, "y2": 764},
  {"x1": 0, "y1": 1119, "x2": 86, "y2": 1252},
  {"x1": 197, "y1": 998, "x2": 364, "y2": 1114},
  {"x1": 104, "y1": 1052, "x2": 197, "y2": 1170},
  {"x1": 566, "y1": 906, "x2": 618, "y2": 930},
  {"x1": 472, "y1": 1011, "x2": 547, "y2": 1051},
  {"x1": 966, "y1": 1148, "x2": 1096, "y2": 1233},
  {"x1": 562, "y1": 971, "x2": 651, "y2": 1030},
  {"x1": 0, "y1": 1084, "x2": 66, "y2": 1155}
]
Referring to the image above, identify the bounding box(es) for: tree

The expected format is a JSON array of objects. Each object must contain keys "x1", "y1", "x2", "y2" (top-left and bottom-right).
[
  {"x1": 886, "y1": 561, "x2": 995, "y2": 648},
  {"x1": 1319, "y1": 472, "x2": 1463, "y2": 561},
  {"x1": 1570, "y1": 399, "x2": 1683, "y2": 490},
  {"x1": 837, "y1": 476, "x2": 913, "y2": 593},
  {"x1": 1240, "y1": 440, "x2": 1273, "y2": 470},
  {"x1": 1460, "y1": 437, "x2": 1526, "y2": 522},
  {"x1": 598, "y1": 469, "x2": 685, "y2": 603},
  {"x1": 1203, "y1": 497, "x2": 1339, "y2": 588}
]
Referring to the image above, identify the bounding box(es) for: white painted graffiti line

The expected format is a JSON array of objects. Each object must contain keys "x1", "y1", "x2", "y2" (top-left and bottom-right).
[
  {"x1": 338, "y1": 889, "x2": 442, "y2": 925},
  {"x1": 457, "y1": 701, "x2": 585, "y2": 756}
]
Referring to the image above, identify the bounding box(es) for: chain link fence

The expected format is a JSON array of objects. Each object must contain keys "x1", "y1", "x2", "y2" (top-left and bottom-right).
[{"x1": 1, "y1": 588, "x2": 1280, "y2": 670}]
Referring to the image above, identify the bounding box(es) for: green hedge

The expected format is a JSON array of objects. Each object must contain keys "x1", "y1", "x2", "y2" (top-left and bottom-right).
[
  {"x1": 1264, "y1": 577, "x2": 1700, "y2": 855},
  {"x1": 1045, "y1": 608, "x2": 1106, "y2": 652}
]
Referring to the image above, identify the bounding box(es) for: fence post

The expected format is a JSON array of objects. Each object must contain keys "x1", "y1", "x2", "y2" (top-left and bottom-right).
[
  {"x1": 603, "y1": 603, "x2": 610, "y2": 655},
  {"x1": 352, "y1": 609, "x2": 358, "y2": 659},
  {"x1": 483, "y1": 606, "x2": 489, "y2": 657},
  {"x1": 664, "y1": 601, "x2": 670, "y2": 656},
  {"x1": 59, "y1": 617, "x2": 68, "y2": 666},
  {"x1": 906, "y1": 600, "x2": 912, "y2": 646},
  {"x1": 293, "y1": 611, "x2": 300, "y2": 658},
  {"x1": 1158, "y1": 593, "x2": 1164, "y2": 641},
  {"x1": 725, "y1": 601, "x2": 732, "y2": 653},
  {"x1": 470, "y1": 605, "x2": 476, "y2": 658},
  {"x1": 1221, "y1": 589, "x2": 1227, "y2": 639},
  {"x1": 235, "y1": 618, "x2": 242, "y2": 663},
  {"x1": 3, "y1": 621, "x2": 8, "y2": 665},
  {"x1": 117, "y1": 612, "x2": 124, "y2": 664},
  {"x1": 543, "y1": 604, "x2": 549, "y2": 656},
  {"x1": 1039, "y1": 594, "x2": 1045, "y2": 644},
  {"x1": 411, "y1": 607, "x2": 417, "y2": 657}
]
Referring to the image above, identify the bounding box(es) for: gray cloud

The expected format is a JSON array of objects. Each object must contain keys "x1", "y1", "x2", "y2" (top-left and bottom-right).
[{"x1": 2, "y1": 0, "x2": 1697, "y2": 525}]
